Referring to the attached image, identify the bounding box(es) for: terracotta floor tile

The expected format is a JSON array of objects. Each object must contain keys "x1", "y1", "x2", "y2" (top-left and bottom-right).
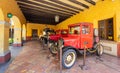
[{"x1": 5, "y1": 41, "x2": 120, "y2": 73}]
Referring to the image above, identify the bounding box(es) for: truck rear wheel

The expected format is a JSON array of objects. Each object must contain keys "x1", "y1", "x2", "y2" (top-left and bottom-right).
[
  {"x1": 62, "y1": 49, "x2": 77, "y2": 69},
  {"x1": 49, "y1": 43, "x2": 58, "y2": 54}
]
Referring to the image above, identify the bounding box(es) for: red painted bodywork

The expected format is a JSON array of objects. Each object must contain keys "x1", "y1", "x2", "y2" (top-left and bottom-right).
[
  {"x1": 49, "y1": 29, "x2": 68, "y2": 42},
  {"x1": 63, "y1": 22, "x2": 93, "y2": 49}
]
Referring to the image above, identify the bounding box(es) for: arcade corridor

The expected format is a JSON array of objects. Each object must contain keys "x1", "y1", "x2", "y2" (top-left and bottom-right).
[{"x1": 1, "y1": 0, "x2": 120, "y2": 73}]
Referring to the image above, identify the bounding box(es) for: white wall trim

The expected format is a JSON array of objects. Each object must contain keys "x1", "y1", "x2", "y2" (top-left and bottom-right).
[
  {"x1": 14, "y1": 28, "x2": 22, "y2": 31},
  {"x1": 0, "y1": 20, "x2": 10, "y2": 26},
  {"x1": 13, "y1": 42, "x2": 22, "y2": 44}
]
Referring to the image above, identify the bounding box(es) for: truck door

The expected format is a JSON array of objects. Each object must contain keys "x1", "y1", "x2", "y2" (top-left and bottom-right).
[{"x1": 80, "y1": 24, "x2": 93, "y2": 49}]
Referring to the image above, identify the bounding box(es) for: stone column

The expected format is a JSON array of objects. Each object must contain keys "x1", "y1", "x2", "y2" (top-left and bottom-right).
[
  {"x1": 22, "y1": 24, "x2": 26, "y2": 41},
  {"x1": 0, "y1": 21, "x2": 11, "y2": 63}
]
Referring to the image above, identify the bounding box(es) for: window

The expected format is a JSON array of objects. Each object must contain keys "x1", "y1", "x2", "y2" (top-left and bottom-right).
[
  {"x1": 69, "y1": 26, "x2": 80, "y2": 34},
  {"x1": 82, "y1": 25, "x2": 90, "y2": 34},
  {"x1": 98, "y1": 18, "x2": 114, "y2": 41},
  {"x1": 32, "y1": 29, "x2": 38, "y2": 37}
]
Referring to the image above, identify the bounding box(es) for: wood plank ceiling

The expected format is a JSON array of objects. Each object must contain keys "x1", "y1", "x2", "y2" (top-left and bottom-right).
[{"x1": 16, "y1": 0, "x2": 99, "y2": 25}]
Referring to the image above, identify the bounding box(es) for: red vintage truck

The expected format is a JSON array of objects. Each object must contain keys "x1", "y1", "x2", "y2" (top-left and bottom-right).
[
  {"x1": 49, "y1": 29, "x2": 68, "y2": 54},
  {"x1": 49, "y1": 29, "x2": 68, "y2": 42},
  {"x1": 53, "y1": 22, "x2": 103, "y2": 69},
  {"x1": 40, "y1": 28, "x2": 55, "y2": 45}
]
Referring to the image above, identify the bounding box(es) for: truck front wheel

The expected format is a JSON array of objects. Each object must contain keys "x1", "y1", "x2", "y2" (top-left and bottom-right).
[{"x1": 62, "y1": 49, "x2": 77, "y2": 69}]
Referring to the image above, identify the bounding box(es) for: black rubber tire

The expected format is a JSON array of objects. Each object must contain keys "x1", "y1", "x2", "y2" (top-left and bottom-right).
[
  {"x1": 62, "y1": 49, "x2": 77, "y2": 69},
  {"x1": 96, "y1": 44, "x2": 104, "y2": 56},
  {"x1": 49, "y1": 43, "x2": 58, "y2": 55}
]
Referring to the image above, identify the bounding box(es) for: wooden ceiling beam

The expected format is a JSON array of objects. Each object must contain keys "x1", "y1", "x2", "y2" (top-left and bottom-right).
[
  {"x1": 35, "y1": 0, "x2": 80, "y2": 12},
  {"x1": 21, "y1": 8, "x2": 66, "y2": 17},
  {"x1": 49, "y1": 0, "x2": 84, "y2": 11},
  {"x1": 29, "y1": 0, "x2": 78, "y2": 14},
  {"x1": 22, "y1": 10, "x2": 69, "y2": 19},
  {"x1": 17, "y1": 1, "x2": 74, "y2": 16},
  {"x1": 85, "y1": 0, "x2": 96, "y2": 5},
  {"x1": 68, "y1": 0, "x2": 89, "y2": 9},
  {"x1": 19, "y1": 4, "x2": 71, "y2": 17},
  {"x1": 16, "y1": 0, "x2": 98, "y2": 25}
]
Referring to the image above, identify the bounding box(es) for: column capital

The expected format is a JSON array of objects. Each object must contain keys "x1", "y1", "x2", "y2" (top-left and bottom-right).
[{"x1": 0, "y1": 20, "x2": 10, "y2": 26}]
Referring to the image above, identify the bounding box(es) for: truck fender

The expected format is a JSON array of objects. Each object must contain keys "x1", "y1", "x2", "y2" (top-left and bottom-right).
[{"x1": 62, "y1": 46, "x2": 76, "y2": 52}]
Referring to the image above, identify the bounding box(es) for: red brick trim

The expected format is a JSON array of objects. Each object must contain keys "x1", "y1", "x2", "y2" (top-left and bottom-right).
[
  {"x1": 0, "y1": 52, "x2": 11, "y2": 64},
  {"x1": 26, "y1": 36, "x2": 32, "y2": 41},
  {"x1": 13, "y1": 43, "x2": 22, "y2": 47},
  {"x1": 117, "y1": 43, "x2": 120, "y2": 57}
]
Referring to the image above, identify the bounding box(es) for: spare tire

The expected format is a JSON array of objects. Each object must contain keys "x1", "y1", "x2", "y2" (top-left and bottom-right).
[{"x1": 94, "y1": 28, "x2": 98, "y2": 37}]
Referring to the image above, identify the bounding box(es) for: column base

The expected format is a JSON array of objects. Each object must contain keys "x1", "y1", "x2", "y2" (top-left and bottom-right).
[
  {"x1": 0, "y1": 51, "x2": 11, "y2": 64},
  {"x1": 26, "y1": 36, "x2": 32, "y2": 41},
  {"x1": 13, "y1": 43, "x2": 22, "y2": 47},
  {"x1": 117, "y1": 43, "x2": 120, "y2": 57}
]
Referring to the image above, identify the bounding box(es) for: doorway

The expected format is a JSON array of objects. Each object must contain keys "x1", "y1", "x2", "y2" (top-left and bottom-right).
[
  {"x1": 9, "y1": 28, "x2": 14, "y2": 44},
  {"x1": 98, "y1": 18, "x2": 114, "y2": 41},
  {"x1": 32, "y1": 29, "x2": 38, "y2": 39}
]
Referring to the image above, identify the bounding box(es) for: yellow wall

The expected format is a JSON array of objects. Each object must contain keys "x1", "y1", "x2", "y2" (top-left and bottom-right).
[
  {"x1": 0, "y1": 8, "x2": 4, "y2": 20},
  {"x1": 56, "y1": 0, "x2": 120, "y2": 41},
  {"x1": 0, "y1": 23, "x2": 10, "y2": 53},
  {"x1": 22, "y1": 24, "x2": 26, "y2": 40},
  {"x1": 0, "y1": 0, "x2": 26, "y2": 24},
  {"x1": 0, "y1": 0, "x2": 26, "y2": 48},
  {"x1": 27, "y1": 23, "x2": 56, "y2": 37}
]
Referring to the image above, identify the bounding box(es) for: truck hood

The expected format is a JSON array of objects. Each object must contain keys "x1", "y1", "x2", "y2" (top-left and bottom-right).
[
  {"x1": 63, "y1": 35, "x2": 80, "y2": 48},
  {"x1": 49, "y1": 34, "x2": 61, "y2": 41}
]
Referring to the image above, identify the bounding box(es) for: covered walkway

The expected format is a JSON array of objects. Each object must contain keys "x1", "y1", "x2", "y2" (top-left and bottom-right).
[{"x1": 5, "y1": 41, "x2": 120, "y2": 73}]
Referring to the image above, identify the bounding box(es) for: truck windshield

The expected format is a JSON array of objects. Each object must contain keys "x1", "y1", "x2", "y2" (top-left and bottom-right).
[{"x1": 69, "y1": 26, "x2": 80, "y2": 34}]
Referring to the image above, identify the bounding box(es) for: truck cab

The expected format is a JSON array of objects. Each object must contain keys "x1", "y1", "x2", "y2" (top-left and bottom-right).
[
  {"x1": 58, "y1": 22, "x2": 94, "y2": 69},
  {"x1": 63, "y1": 22, "x2": 93, "y2": 49}
]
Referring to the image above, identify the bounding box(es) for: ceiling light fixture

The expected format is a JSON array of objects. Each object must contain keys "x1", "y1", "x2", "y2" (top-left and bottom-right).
[{"x1": 55, "y1": 15, "x2": 59, "y2": 22}]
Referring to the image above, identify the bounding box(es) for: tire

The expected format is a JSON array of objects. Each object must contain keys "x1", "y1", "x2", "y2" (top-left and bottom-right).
[
  {"x1": 49, "y1": 43, "x2": 58, "y2": 55},
  {"x1": 62, "y1": 49, "x2": 77, "y2": 69},
  {"x1": 96, "y1": 44, "x2": 104, "y2": 56}
]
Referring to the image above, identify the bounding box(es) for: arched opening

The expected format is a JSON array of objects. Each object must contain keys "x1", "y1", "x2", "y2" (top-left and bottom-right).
[
  {"x1": 10, "y1": 16, "x2": 22, "y2": 47},
  {"x1": 0, "y1": 8, "x2": 11, "y2": 63}
]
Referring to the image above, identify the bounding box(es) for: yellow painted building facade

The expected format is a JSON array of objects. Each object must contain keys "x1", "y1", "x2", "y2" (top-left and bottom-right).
[
  {"x1": 0, "y1": 0, "x2": 120, "y2": 63},
  {"x1": 26, "y1": 23, "x2": 56, "y2": 40},
  {"x1": 0, "y1": 0, "x2": 26, "y2": 24},
  {"x1": 0, "y1": 0, "x2": 26, "y2": 63},
  {"x1": 56, "y1": 0, "x2": 120, "y2": 42}
]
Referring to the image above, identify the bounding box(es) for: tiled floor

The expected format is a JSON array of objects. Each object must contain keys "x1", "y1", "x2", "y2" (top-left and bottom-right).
[
  {"x1": 0, "y1": 46, "x2": 23, "y2": 73},
  {"x1": 5, "y1": 41, "x2": 120, "y2": 73}
]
